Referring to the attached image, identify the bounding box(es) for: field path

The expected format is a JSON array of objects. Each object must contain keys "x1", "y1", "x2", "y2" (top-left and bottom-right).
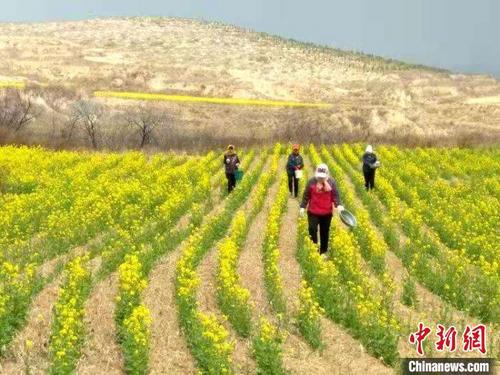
[
  {"x1": 0, "y1": 277, "x2": 61, "y2": 375},
  {"x1": 0, "y1": 243, "x2": 90, "y2": 372},
  {"x1": 144, "y1": 246, "x2": 197, "y2": 375},
  {"x1": 76, "y1": 160, "x2": 227, "y2": 374},
  {"x1": 196, "y1": 156, "x2": 274, "y2": 374},
  {"x1": 145, "y1": 204, "x2": 227, "y2": 374},
  {"x1": 144, "y1": 155, "x2": 263, "y2": 374},
  {"x1": 277, "y1": 162, "x2": 393, "y2": 374},
  {"x1": 236, "y1": 160, "x2": 283, "y2": 317},
  {"x1": 0, "y1": 252, "x2": 99, "y2": 375},
  {"x1": 278, "y1": 197, "x2": 302, "y2": 315},
  {"x1": 197, "y1": 155, "x2": 272, "y2": 314},
  {"x1": 76, "y1": 274, "x2": 123, "y2": 375}
]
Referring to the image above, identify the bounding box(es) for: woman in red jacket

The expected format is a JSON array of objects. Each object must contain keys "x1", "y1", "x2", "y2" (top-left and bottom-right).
[{"x1": 300, "y1": 163, "x2": 344, "y2": 258}]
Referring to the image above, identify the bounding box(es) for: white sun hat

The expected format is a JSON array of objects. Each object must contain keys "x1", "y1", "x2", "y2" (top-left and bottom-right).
[
  {"x1": 365, "y1": 145, "x2": 373, "y2": 153},
  {"x1": 315, "y1": 163, "x2": 329, "y2": 178}
]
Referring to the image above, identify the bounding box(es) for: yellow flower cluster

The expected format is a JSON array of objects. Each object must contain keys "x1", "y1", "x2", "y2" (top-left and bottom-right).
[
  {"x1": 340, "y1": 143, "x2": 498, "y2": 323},
  {"x1": 118, "y1": 254, "x2": 148, "y2": 299},
  {"x1": 196, "y1": 311, "x2": 235, "y2": 374},
  {"x1": 252, "y1": 317, "x2": 286, "y2": 374},
  {"x1": 318, "y1": 145, "x2": 387, "y2": 274},
  {"x1": 297, "y1": 280, "x2": 324, "y2": 349},
  {"x1": 0, "y1": 145, "x2": 225, "y2": 362},
  {"x1": 122, "y1": 304, "x2": 152, "y2": 374},
  {"x1": 175, "y1": 147, "x2": 271, "y2": 373},
  {"x1": 216, "y1": 212, "x2": 253, "y2": 337},
  {"x1": 107, "y1": 152, "x2": 219, "y2": 271},
  {"x1": 0, "y1": 80, "x2": 25, "y2": 88},
  {"x1": 49, "y1": 254, "x2": 91, "y2": 373},
  {"x1": 298, "y1": 280, "x2": 324, "y2": 320},
  {"x1": 116, "y1": 253, "x2": 154, "y2": 373},
  {"x1": 347, "y1": 143, "x2": 499, "y2": 323},
  {"x1": 0, "y1": 261, "x2": 37, "y2": 345},
  {"x1": 386, "y1": 146, "x2": 497, "y2": 268},
  {"x1": 1, "y1": 146, "x2": 182, "y2": 262},
  {"x1": 215, "y1": 145, "x2": 282, "y2": 338},
  {"x1": 95, "y1": 90, "x2": 330, "y2": 108},
  {"x1": 262, "y1": 171, "x2": 289, "y2": 313},
  {"x1": 123, "y1": 304, "x2": 151, "y2": 348}
]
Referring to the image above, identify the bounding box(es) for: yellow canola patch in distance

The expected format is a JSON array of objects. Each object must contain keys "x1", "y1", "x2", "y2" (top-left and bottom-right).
[
  {"x1": 0, "y1": 81, "x2": 26, "y2": 89},
  {"x1": 94, "y1": 90, "x2": 332, "y2": 108}
]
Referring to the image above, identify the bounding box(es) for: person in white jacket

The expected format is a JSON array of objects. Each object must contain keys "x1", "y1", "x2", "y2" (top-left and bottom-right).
[{"x1": 361, "y1": 145, "x2": 378, "y2": 191}]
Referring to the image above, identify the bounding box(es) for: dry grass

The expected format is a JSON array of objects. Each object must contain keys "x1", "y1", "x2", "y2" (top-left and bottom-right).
[
  {"x1": 143, "y1": 251, "x2": 197, "y2": 375},
  {"x1": 36, "y1": 245, "x2": 89, "y2": 279},
  {"x1": 237, "y1": 187, "x2": 274, "y2": 315},
  {"x1": 276, "y1": 164, "x2": 392, "y2": 374},
  {"x1": 76, "y1": 274, "x2": 123, "y2": 375},
  {"x1": 278, "y1": 197, "x2": 302, "y2": 315},
  {"x1": 0, "y1": 17, "x2": 499, "y2": 149},
  {"x1": 236, "y1": 158, "x2": 283, "y2": 317},
  {"x1": 0, "y1": 278, "x2": 60, "y2": 374},
  {"x1": 0, "y1": 255, "x2": 103, "y2": 375}
]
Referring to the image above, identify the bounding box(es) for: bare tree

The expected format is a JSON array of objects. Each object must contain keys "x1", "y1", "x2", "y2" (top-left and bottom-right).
[
  {"x1": 124, "y1": 105, "x2": 168, "y2": 148},
  {"x1": 71, "y1": 100, "x2": 103, "y2": 149},
  {"x1": 0, "y1": 89, "x2": 39, "y2": 132},
  {"x1": 61, "y1": 114, "x2": 78, "y2": 142}
]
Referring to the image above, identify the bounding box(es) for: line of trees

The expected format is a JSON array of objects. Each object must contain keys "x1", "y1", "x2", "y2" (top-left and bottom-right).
[
  {"x1": 1, "y1": 88, "x2": 497, "y2": 150},
  {"x1": 66, "y1": 101, "x2": 170, "y2": 149},
  {"x1": 0, "y1": 88, "x2": 171, "y2": 149}
]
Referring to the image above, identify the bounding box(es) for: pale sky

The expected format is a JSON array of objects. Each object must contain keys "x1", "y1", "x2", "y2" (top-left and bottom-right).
[{"x1": 2, "y1": 0, "x2": 499, "y2": 77}]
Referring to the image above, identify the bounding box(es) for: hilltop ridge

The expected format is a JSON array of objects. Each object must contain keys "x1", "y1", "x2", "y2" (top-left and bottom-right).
[{"x1": 0, "y1": 17, "x2": 499, "y2": 148}]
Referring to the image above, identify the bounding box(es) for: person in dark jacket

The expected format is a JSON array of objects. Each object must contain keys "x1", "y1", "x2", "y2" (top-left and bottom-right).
[
  {"x1": 223, "y1": 145, "x2": 240, "y2": 193},
  {"x1": 286, "y1": 144, "x2": 304, "y2": 198},
  {"x1": 300, "y1": 163, "x2": 344, "y2": 258},
  {"x1": 362, "y1": 145, "x2": 378, "y2": 191}
]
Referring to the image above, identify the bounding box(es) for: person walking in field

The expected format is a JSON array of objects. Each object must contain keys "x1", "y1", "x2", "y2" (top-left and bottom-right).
[
  {"x1": 362, "y1": 145, "x2": 378, "y2": 191},
  {"x1": 286, "y1": 144, "x2": 304, "y2": 198},
  {"x1": 300, "y1": 163, "x2": 344, "y2": 259},
  {"x1": 223, "y1": 144, "x2": 240, "y2": 193}
]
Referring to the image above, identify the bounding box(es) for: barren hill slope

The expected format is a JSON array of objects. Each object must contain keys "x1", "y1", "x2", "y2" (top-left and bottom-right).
[{"x1": 1, "y1": 17, "x2": 499, "y2": 147}]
